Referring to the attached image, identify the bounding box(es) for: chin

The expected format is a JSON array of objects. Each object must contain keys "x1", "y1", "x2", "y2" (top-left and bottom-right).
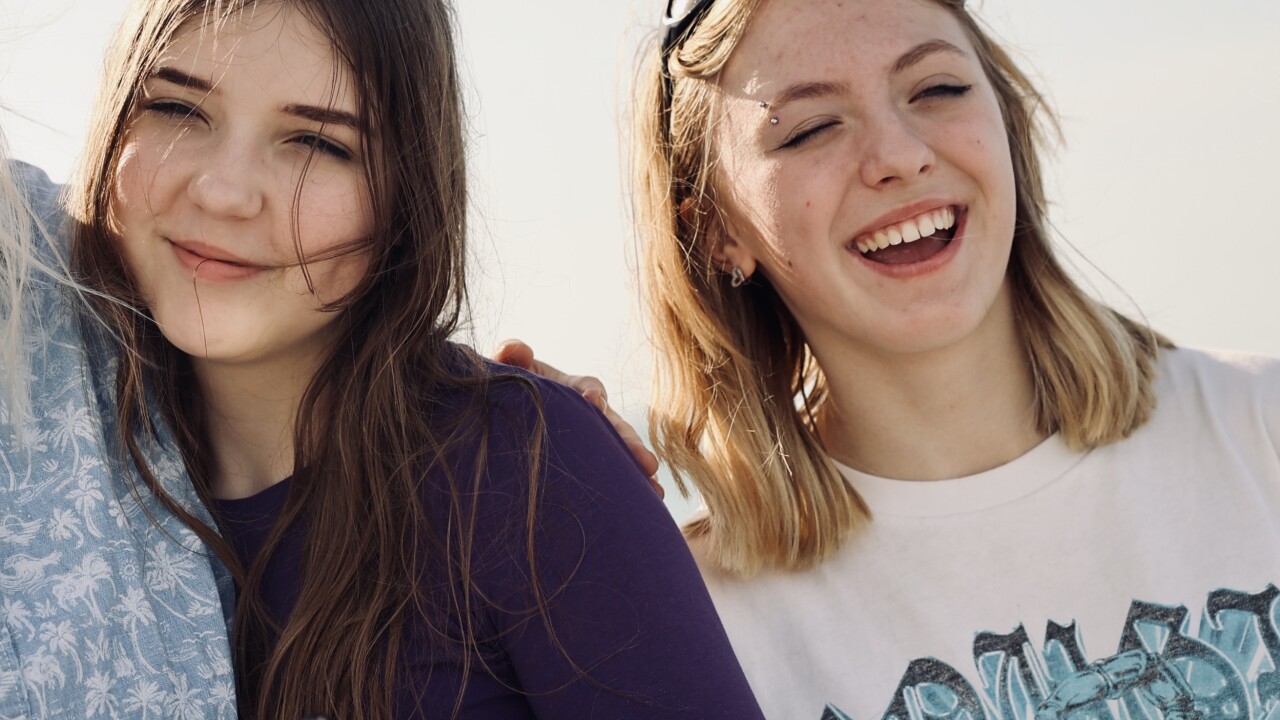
[{"x1": 870, "y1": 300, "x2": 1004, "y2": 357}]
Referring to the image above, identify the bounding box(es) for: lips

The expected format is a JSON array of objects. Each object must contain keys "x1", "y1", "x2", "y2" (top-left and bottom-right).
[{"x1": 168, "y1": 239, "x2": 266, "y2": 281}]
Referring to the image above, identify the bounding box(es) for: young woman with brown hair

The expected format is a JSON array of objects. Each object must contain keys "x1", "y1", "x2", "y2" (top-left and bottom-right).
[
  {"x1": 60, "y1": 0, "x2": 763, "y2": 717},
  {"x1": 623, "y1": 0, "x2": 1280, "y2": 716}
]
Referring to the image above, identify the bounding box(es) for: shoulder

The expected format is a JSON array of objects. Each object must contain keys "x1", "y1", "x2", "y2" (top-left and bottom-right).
[
  {"x1": 1151, "y1": 346, "x2": 1280, "y2": 446},
  {"x1": 4, "y1": 160, "x2": 70, "y2": 273},
  {"x1": 427, "y1": 345, "x2": 646, "y2": 486},
  {"x1": 441, "y1": 347, "x2": 623, "y2": 450},
  {"x1": 5, "y1": 160, "x2": 64, "y2": 232},
  {"x1": 1157, "y1": 346, "x2": 1280, "y2": 403}
]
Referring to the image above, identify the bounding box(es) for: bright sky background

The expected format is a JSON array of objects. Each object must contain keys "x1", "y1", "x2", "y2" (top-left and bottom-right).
[{"x1": 2, "y1": 0, "x2": 1277, "y2": 520}]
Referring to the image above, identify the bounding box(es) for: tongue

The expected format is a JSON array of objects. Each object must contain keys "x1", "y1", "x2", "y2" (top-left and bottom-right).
[{"x1": 862, "y1": 236, "x2": 948, "y2": 265}]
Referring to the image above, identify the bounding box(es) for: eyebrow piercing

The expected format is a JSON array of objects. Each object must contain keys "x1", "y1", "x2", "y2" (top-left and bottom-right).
[
  {"x1": 770, "y1": 117, "x2": 779, "y2": 125},
  {"x1": 758, "y1": 100, "x2": 769, "y2": 109}
]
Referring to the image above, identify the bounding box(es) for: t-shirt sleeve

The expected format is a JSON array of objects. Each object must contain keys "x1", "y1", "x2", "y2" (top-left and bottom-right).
[{"x1": 471, "y1": 377, "x2": 764, "y2": 718}]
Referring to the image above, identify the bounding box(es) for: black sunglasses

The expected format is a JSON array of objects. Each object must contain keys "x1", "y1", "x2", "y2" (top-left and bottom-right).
[
  {"x1": 662, "y1": 0, "x2": 717, "y2": 55},
  {"x1": 660, "y1": 0, "x2": 717, "y2": 139}
]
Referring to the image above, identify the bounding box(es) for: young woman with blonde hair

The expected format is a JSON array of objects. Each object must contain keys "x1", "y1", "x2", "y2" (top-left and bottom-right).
[{"x1": 625, "y1": 0, "x2": 1280, "y2": 716}]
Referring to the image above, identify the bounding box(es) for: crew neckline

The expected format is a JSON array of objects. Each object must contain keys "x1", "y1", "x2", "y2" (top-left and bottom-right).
[
  {"x1": 213, "y1": 477, "x2": 292, "y2": 515},
  {"x1": 832, "y1": 434, "x2": 1087, "y2": 518}
]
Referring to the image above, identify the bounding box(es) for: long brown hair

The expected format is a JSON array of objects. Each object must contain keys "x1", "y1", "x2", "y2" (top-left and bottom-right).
[
  {"x1": 634, "y1": 0, "x2": 1167, "y2": 576},
  {"x1": 69, "y1": 0, "x2": 545, "y2": 717}
]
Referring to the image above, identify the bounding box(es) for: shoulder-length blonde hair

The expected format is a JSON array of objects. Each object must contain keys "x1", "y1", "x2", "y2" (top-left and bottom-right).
[{"x1": 634, "y1": 0, "x2": 1167, "y2": 576}]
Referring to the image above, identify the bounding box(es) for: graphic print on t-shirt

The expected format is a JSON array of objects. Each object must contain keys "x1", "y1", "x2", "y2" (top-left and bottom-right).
[{"x1": 822, "y1": 584, "x2": 1279, "y2": 720}]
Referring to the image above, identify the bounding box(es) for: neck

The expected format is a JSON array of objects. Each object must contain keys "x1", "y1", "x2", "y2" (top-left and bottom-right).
[
  {"x1": 193, "y1": 354, "x2": 323, "y2": 500},
  {"x1": 816, "y1": 288, "x2": 1045, "y2": 481}
]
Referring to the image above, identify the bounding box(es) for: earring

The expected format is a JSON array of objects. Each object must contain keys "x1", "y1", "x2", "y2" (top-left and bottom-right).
[{"x1": 730, "y1": 266, "x2": 747, "y2": 288}]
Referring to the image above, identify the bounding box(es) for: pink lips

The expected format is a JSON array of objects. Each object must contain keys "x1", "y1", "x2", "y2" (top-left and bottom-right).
[
  {"x1": 849, "y1": 208, "x2": 967, "y2": 280},
  {"x1": 169, "y1": 240, "x2": 265, "y2": 282}
]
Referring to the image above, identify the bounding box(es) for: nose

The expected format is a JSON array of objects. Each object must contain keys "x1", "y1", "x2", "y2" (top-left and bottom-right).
[
  {"x1": 186, "y1": 140, "x2": 264, "y2": 220},
  {"x1": 858, "y1": 109, "x2": 935, "y2": 188}
]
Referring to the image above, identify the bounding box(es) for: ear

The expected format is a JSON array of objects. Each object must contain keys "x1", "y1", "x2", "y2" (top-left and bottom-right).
[
  {"x1": 713, "y1": 231, "x2": 758, "y2": 280},
  {"x1": 679, "y1": 198, "x2": 758, "y2": 279}
]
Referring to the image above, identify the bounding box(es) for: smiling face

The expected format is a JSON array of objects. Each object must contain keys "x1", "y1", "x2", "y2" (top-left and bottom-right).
[
  {"x1": 111, "y1": 3, "x2": 372, "y2": 373},
  {"x1": 712, "y1": 0, "x2": 1017, "y2": 363}
]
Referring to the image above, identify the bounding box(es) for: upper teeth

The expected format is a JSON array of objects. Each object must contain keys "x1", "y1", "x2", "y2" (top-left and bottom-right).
[{"x1": 855, "y1": 207, "x2": 956, "y2": 254}]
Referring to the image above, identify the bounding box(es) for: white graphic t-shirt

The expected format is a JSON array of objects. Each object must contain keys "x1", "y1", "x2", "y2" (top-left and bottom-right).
[{"x1": 693, "y1": 347, "x2": 1280, "y2": 720}]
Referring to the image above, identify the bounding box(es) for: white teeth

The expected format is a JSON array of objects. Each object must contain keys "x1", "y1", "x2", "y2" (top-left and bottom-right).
[
  {"x1": 853, "y1": 206, "x2": 958, "y2": 254},
  {"x1": 918, "y1": 215, "x2": 936, "y2": 238}
]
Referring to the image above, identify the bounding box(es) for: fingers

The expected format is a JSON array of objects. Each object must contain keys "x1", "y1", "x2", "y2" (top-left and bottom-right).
[
  {"x1": 581, "y1": 386, "x2": 609, "y2": 414},
  {"x1": 648, "y1": 474, "x2": 666, "y2": 500},
  {"x1": 493, "y1": 341, "x2": 607, "y2": 404},
  {"x1": 600, "y1": 405, "x2": 661, "y2": 477},
  {"x1": 492, "y1": 339, "x2": 535, "y2": 369}
]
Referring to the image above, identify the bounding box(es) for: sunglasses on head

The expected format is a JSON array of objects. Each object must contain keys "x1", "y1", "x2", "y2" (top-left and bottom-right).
[{"x1": 662, "y1": 0, "x2": 717, "y2": 55}]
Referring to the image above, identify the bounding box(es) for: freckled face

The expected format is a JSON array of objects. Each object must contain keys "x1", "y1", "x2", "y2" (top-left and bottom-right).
[
  {"x1": 713, "y1": 0, "x2": 1017, "y2": 361},
  {"x1": 111, "y1": 4, "x2": 372, "y2": 372}
]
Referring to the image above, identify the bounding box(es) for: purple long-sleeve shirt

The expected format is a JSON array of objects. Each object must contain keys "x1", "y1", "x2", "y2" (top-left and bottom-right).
[{"x1": 214, "y1": 360, "x2": 763, "y2": 718}]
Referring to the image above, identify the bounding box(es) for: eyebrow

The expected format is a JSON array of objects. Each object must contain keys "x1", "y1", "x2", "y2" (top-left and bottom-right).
[
  {"x1": 283, "y1": 103, "x2": 362, "y2": 131},
  {"x1": 148, "y1": 66, "x2": 216, "y2": 94},
  {"x1": 769, "y1": 81, "x2": 851, "y2": 114},
  {"x1": 891, "y1": 39, "x2": 968, "y2": 75},
  {"x1": 147, "y1": 66, "x2": 362, "y2": 131}
]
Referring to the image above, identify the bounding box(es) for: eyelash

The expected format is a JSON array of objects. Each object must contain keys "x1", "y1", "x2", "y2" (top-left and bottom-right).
[
  {"x1": 291, "y1": 134, "x2": 354, "y2": 162},
  {"x1": 778, "y1": 83, "x2": 974, "y2": 150},
  {"x1": 780, "y1": 121, "x2": 838, "y2": 150},
  {"x1": 144, "y1": 99, "x2": 201, "y2": 121},
  {"x1": 913, "y1": 83, "x2": 973, "y2": 102},
  {"x1": 141, "y1": 99, "x2": 354, "y2": 162}
]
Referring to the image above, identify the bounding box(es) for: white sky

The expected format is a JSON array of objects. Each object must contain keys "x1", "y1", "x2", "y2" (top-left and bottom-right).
[{"x1": 3, "y1": 0, "x2": 1278, "y2": 520}]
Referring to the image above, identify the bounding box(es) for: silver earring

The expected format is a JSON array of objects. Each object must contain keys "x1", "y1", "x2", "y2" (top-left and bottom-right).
[{"x1": 730, "y1": 266, "x2": 747, "y2": 288}]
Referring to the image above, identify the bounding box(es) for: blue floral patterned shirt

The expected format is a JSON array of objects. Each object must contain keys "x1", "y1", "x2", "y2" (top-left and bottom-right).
[{"x1": 0, "y1": 163, "x2": 236, "y2": 718}]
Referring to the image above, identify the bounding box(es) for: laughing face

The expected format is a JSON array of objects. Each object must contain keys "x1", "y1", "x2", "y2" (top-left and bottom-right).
[
  {"x1": 111, "y1": 3, "x2": 372, "y2": 374},
  {"x1": 712, "y1": 0, "x2": 1017, "y2": 363}
]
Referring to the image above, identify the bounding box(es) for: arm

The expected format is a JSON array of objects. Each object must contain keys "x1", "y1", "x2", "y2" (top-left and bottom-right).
[{"x1": 478, "y1": 378, "x2": 763, "y2": 718}]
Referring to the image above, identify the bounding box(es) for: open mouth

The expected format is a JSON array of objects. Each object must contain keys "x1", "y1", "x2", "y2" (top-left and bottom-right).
[{"x1": 852, "y1": 206, "x2": 962, "y2": 265}]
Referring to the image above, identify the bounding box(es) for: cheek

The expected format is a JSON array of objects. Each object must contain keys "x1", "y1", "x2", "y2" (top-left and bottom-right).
[
  {"x1": 287, "y1": 182, "x2": 374, "y2": 302},
  {"x1": 110, "y1": 143, "x2": 149, "y2": 227},
  {"x1": 111, "y1": 135, "x2": 184, "y2": 236},
  {"x1": 983, "y1": 134, "x2": 1018, "y2": 230},
  {"x1": 294, "y1": 173, "x2": 373, "y2": 246},
  {"x1": 951, "y1": 112, "x2": 1018, "y2": 233}
]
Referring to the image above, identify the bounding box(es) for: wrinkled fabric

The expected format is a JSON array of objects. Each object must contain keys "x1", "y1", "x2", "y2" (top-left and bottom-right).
[{"x1": 0, "y1": 162, "x2": 235, "y2": 719}]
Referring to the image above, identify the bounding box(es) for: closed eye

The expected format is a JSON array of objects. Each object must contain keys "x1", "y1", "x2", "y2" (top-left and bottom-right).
[
  {"x1": 911, "y1": 83, "x2": 973, "y2": 103},
  {"x1": 143, "y1": 99, "x2": 203, "y2": 122},
  {"x1": 291, "y1": 133, "x2": 353, "y2": 162},
  {"x1": 780, "y1": 120, "x2": 839, "y2": 150}
]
